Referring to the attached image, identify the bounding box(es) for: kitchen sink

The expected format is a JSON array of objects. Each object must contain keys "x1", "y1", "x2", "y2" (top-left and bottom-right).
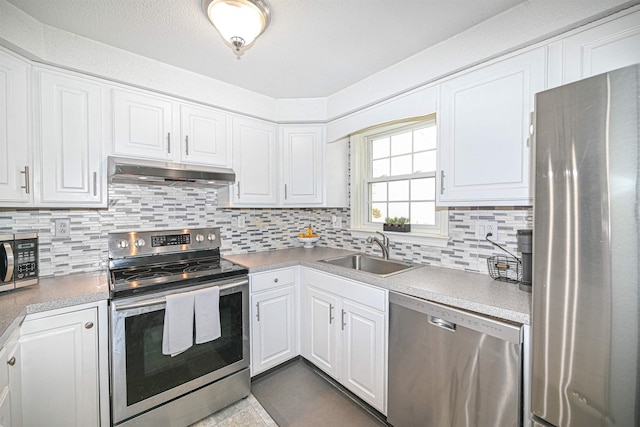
[{"x1": 320, "y1": 254, "x2": 416, "y2": 277}]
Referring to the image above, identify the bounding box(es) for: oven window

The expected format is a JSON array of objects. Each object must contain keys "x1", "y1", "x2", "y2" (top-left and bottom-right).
[{"x1": 124, "y1": 292, "x2": 244, "y2": 405}]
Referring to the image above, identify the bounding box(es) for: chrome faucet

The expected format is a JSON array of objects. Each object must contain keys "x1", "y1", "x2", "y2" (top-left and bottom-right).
[{"x1": 366, "y1": 231, "x2": 390, "y2": 260}]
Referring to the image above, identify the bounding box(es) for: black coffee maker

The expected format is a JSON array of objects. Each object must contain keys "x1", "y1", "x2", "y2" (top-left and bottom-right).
[{"x1": 517, "y1": 229, "x2": 533, "y2": 292}]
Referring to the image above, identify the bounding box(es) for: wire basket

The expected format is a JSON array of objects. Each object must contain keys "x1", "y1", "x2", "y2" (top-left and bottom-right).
[{"x1": 487, "y1": 256, "x2": 522, "y2": 283}]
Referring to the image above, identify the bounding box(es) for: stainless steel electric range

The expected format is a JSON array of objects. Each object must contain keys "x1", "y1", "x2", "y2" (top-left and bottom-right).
[{"x1": 108, "y1": 227, "x2": 250, "y2": 427}]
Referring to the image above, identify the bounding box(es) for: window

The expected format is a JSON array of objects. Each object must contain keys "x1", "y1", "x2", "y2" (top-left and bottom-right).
[{"x1": 350, "y1": 116, "x2": 448, "y2": 245}]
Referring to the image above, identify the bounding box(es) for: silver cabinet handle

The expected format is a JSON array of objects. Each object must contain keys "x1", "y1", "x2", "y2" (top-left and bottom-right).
[
  {"x1": 284, "y1": 184, "x2": 287, "y2": 200},
  {"x1": 237, "y1": 182, "x2": 241, "y2": 199},
  {"x1": 85, "y1": 322, "x2": 94, "y2": 329},
  {"x1": 21, "y1": 165, "x2": 30, "y2": 194},
  {"x1": 2, "y1": 242, "x2": 14, "y2": 283},
  {"x1": 429, "y1": 316, "x2": 456, "y2": 332},
  {"x1": 256, "y1": 302, "x2": 260, "y2": 321},
  {"x1": 440, "y1": 170, "x2": 445, "y2": 195},
  {"x1": 329, "y1": 304, "x2": 334, "y2": 324},
  {"x1": 273, "y1": 278, "x2": 278, "y2": 283},
  {"x1": 7, "y1": 357, "x2": 15, "y2": 366},
  {"x1": 185, "y1": 135, "x2": 189, "y2": 156},
  {"x1": 341, "y1": 309, "x2": 346, "y2": 330},
  {"x1": 167, "y1": 133, "x2": 171, "y2": 154},
  {"x1": 93, "y1": 172, "x2": 97, "y2": 197}
]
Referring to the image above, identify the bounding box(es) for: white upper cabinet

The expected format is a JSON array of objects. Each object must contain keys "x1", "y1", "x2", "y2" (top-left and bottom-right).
[
  {"x1": 113, "y1": 88, "x2": 174, "y2": 161},
  {"x1": 179, "y1": 104, "x2": 228, "y2": 167},
  {"x1": 36, "y1": 69, "x2": 106, "y2": 206},
  {"x1": 113, "y1": 87, "x2": 231, "y2": 167},
  {"x1": 437, "y1": 47, "x2": 546, "y2": 206},
  {"x1": 230, "y1": 116, "x2": 278, "y2": 206},
  {"x1": 0, "y1": 50, "x2": 31, "y2": 206},
  {"x1": 280, "y1": 126, "x2": 324, "y2": 206},
  {"x1": 225, "y1": 121, "x2": 327, "y2": 207},
  {"x1": 552, "y1": 10, "x2": 640, "y2": 87}
]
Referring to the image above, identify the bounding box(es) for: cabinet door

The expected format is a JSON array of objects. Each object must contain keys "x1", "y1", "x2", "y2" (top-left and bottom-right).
[
  {"x1": 251, "y1": 286, "x2": 297, "y2": 375},
  {"x1": 561, "y1": 11, "x2": 640, "y2": 85},
  {"x1": 232, "y1": 117, "x2": 278, "y2": 205},
  {"x1": 180, "y1": 104, "x2": 229, "y2": 167},
  {"x1": 113, "y1": 88, "x2": 174, "y2": 161},
  {"x1": 341, "y1": 299, "x2": 386, "y2": 412},
  {"x1": 0, "y1": 51, "x2": 31, "y2": 206},
  {"x1": 0, "y1": 387, "x2": 10, "y2": 427},
  {"x1": 438, "y1": 47, "x2": 546, "y2": 206},
  {"x1": 280, "y1": 126, "x2": 324, "y2": 205},
  {"x1": 6, "y1": 342, "x2": 20, "y2": 427},
  {"x1": 20, "y1": 308, "x2": 99, "y2": 427},
  {"x1": 307, "y1": 287, "x2": 340, "y2": 379},
  {"x1": 38, "y1": 70, "x2": 105, "y2": 206}
]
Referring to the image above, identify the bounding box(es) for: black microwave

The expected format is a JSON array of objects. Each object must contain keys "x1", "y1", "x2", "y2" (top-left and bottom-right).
[{"x1": 0, "y1": 232, "x2": 39, "y2": 292}]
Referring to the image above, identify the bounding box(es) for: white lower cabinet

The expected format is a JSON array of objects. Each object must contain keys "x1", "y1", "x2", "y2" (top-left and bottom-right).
[
  {"x1": 19, "y1": 306, "x2": 100, "y2": 427},
  {"x1": 301, "y1": 268, "x2": 388, "y2": 413},
  {"x1": 0, "y1": 329, "x2": 20, "y2": 427},
  {"x1": 250, "y1": 268, "x2": 298, "y2": 376}
]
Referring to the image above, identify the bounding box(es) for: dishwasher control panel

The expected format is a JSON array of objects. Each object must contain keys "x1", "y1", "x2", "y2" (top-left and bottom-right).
[{"x1": 389, "y1": 292, "x2": 521, "y2": 344}]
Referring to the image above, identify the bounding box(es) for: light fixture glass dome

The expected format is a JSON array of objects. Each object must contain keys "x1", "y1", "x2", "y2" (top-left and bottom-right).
[{"x1": 203, "y1": 0, "x2": 271, "y2": 56}]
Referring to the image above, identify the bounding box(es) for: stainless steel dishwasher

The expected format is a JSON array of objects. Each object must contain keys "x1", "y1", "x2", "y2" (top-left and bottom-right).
[{"x1": 388, "y1": 292, "x2": 523, "y2": 427}]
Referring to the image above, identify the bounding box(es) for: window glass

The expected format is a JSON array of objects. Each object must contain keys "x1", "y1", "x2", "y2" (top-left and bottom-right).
[
  {"x1": 388, "y1": 180, "x2": 409, "y2": 201},
  {"x1": 359, "y1": 117, "x2": 445, "y2": 237},
  {"x1": 391, "y1": 155, "x2": 412, "y2": 176},
  {"x1": 371, "y1": 137, "x2": 390, "y2": 159},
  {"x1": 413, "y1": 151, "x2": 436, "y2": 173},
  {"x1": 391, "y1": 132, "x2": 412, "y2": 155},
  {"x1": 372, "y1": 159, "x2": 390, "y2": 178},
  {"x1": 414, "y1": 127, "x2": 437, "y2": 151}
]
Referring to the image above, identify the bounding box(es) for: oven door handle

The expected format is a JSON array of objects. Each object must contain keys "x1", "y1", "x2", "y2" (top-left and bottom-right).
[{"x1": 114, "y1": 279, "x2": 248, "y2": 311}]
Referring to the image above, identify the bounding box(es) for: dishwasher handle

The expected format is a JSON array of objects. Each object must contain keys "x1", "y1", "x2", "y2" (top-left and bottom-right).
[{"x1": 429, "y1": 316, "x2": 456, "y2": 332}]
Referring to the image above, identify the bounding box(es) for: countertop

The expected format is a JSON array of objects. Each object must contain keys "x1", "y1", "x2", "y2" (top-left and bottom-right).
[
  {"x1": 0, "y1": 247, "x2": 531, "y2": 350},
  {"x1": 0, "y1": 271, "x2": 110, "y2": 349},
  {"x1": 225, "y1": 247, "x2": 532, "y2": 324}
]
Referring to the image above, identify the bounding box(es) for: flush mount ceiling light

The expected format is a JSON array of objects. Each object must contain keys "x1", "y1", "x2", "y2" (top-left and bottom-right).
[{"x1": 202, "y1": 0, "x2": 271, "y2": 58}]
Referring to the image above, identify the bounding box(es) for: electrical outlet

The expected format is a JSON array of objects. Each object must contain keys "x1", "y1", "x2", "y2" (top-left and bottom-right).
[
  {"x1": 54, "y1": 218, "x2": 71, "y2": 238},
  {"x1": 475, "y1": 221, "x2": 498, "y2": 240},
  {"x1": 336, "y1": 217, "x2": 343, "y2": 229},
  {"x1": 237, "y1": 216, "x2": 245, "y2": 228}
]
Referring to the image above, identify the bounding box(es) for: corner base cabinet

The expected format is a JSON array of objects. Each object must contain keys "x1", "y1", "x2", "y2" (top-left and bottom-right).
[
  {"x1": 301, "y1": 268, "x2": 388, "y2": 414},
  {"x1": 250, "y1": 268, "x2": 298, "y2": 376}
]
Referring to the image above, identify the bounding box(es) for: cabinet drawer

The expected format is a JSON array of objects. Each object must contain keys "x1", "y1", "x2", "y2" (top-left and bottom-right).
[{"x1": 251, "y1": 268, "x2": 296, "y2": 293}]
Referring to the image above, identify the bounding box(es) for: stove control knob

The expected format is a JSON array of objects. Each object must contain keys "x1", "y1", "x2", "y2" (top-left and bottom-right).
[
  {"x1": 135, "y1": 238, "x2": 146, "y2": 248},
  {"x1": 118, "y1": 240, "x2": 129, "y2": 249},
  {"x1": 207, "y1": 234, "x2": 216, "y2": 241},
  {"x1": 195, "y1": 234, "x2": 205, "y2": 243}
]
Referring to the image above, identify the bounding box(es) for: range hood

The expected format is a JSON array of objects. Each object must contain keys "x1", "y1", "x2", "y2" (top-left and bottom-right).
[{"x1": 108, "y1": 156, "x2": 235, "y2": 187}]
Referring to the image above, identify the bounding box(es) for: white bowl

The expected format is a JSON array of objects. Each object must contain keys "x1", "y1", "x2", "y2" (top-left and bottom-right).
[{"x1": 297, "y1": 236, "x2": 320, "y2": 248}]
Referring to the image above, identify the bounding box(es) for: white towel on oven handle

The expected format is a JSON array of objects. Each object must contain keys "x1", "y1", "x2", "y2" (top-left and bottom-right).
[
  {"x1": 162, "y1": 291, "x2": 195, "y2": 357},
  {"x1": 194, "y1": 286, "x2": 221, "y2": 344}
]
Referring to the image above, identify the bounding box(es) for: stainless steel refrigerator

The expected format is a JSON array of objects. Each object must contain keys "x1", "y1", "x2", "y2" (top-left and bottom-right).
[{"x1": 531, "y1": 64, "x2": 639, "y2": 427}]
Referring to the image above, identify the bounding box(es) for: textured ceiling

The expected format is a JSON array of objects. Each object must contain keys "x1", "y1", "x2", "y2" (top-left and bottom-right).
[{"x1": 7, "y1": 0, "x2": 525, "y2": 99}]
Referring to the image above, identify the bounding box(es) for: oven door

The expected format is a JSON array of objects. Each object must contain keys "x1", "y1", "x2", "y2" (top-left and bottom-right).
[{"x1": 110, "y1": 277, "x2": 249, "y2": 425}]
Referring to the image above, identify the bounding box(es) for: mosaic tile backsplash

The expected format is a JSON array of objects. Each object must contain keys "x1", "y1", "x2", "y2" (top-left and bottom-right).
[{"x1": 0, "y1": 184, "x2": 531, "y2": 277}]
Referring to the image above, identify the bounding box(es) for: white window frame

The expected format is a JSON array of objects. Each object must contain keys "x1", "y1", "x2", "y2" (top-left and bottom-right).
[{"x1": 349, "y1": 116, "x2": 449, "y2": 247}]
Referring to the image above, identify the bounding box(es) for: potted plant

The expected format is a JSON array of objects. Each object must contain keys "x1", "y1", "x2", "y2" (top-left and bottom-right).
[{"x1": 383, "y1": 216, "x2": 411, "y2": 232}]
